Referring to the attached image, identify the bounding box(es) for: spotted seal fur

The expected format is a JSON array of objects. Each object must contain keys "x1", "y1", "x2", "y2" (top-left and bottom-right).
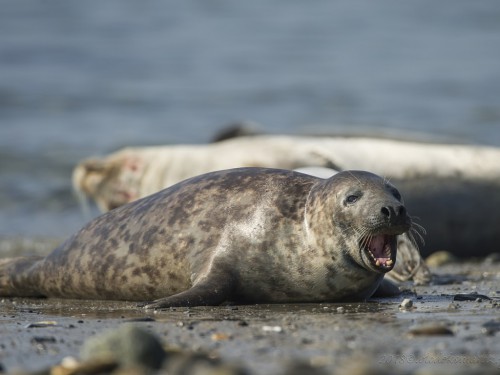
[{"x1": 0, "y1": 168, "x2": 417, "y2": 308}]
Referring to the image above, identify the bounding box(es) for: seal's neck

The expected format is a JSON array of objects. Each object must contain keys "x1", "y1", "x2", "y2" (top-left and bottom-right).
[{"x1": 303, "y1": 180, "x2": 337, "y2": 249}]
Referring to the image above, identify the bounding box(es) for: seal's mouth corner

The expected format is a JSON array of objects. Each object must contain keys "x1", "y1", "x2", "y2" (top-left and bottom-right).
[{"x1": 363, "y1": 234, "x2": 395, "y2": 271}]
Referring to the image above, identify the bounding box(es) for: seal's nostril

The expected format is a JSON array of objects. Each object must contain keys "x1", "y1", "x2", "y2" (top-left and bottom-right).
[
  {"x1": 381, "y1": 207, "x2": 390, "y2": 217},
  {"x1": 382, "y1": 205, "x2": 406, "y2": 218}
]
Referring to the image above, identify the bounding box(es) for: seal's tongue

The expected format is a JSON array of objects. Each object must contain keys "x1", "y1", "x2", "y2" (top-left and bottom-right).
[{"x1": 368, "y1": 235, "x2": 393, "y2": 267}]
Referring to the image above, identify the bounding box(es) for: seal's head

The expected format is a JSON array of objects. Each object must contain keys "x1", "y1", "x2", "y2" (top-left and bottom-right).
[
  {"x1": 324, "y1": 170, "x2": 412, "y2": 274},
  {"x1": 72, "y1": 152, "x2": 143, "y2": 212}
]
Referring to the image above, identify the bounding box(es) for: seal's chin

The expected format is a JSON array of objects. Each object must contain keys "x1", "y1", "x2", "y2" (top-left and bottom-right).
[{"x1": 362, "y1": 234, "x2": 396, "y2": 272}]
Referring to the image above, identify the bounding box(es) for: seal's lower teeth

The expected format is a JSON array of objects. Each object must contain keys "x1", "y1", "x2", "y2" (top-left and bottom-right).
[
  {"x1": 375, "y1": 260, "x2": 380, "y2": 266},
  {"x1": 386, "y1": 259, "x2": 393, "y2": 266}
]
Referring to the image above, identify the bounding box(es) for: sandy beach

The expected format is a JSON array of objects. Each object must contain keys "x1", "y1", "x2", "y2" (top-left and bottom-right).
[{"x1": 1, "y1": 238, "x2": 498, "y2": 374}]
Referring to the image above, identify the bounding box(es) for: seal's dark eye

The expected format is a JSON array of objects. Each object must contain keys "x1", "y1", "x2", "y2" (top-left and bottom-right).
[{"x1": 346, "y1": 195, "x2": 359, "y2": 204}]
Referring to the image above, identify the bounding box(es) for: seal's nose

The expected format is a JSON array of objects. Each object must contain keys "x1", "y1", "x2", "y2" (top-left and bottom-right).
[{"x1": 381, "y1": 205, "x2": 407, "y2": 222}]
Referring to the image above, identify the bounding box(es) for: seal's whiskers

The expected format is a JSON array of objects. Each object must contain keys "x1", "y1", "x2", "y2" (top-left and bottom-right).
[{"x1": 407, "y1": 219, "x2": 426, "y2": 251}]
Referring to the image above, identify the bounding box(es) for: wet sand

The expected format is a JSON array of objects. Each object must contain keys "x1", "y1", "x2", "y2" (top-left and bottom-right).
[{"x1": 0, "y1": 239, "x2": 499, "y2": 374}]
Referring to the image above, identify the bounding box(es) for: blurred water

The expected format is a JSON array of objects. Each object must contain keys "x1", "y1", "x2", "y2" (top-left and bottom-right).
[{"x1": 1, "y1": 0, "x2": 500, "y2": 237}]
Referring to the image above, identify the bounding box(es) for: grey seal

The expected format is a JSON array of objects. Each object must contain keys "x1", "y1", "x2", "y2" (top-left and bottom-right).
[{"x1": 1, "y1": 168, "x2": 416, "y2": 308}]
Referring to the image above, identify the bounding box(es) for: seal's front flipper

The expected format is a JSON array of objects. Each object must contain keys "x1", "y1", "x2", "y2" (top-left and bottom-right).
[
  {"x1": 141, "y1": 276, "x2": 235, "y2": 309},
  {"x1": 372, "y1": 278, "x2": 401, "y2": 298}
]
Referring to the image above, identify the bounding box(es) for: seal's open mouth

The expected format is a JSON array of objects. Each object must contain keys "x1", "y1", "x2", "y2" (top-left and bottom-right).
[{"x1": 364, "y1": 234, "x2": 395, "y2": 270}]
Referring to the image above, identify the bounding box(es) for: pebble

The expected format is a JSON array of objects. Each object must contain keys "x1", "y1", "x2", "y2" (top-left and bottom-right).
[
  {"x1": 262, "y1": 325, "x2": 283, "y2": 333},
  {"x1": 25, "y1": 321, "x2": 58, "y2": 328},
  {"x1": 282, "y1": 361, "x2": 329, "y2": 375},
  {"x1": 80, "y1": 324, "x2": 166, "y2": 370},
  {"x1": 60, "y1": 356, "x2": 79, "y2": 368},
  {"x1": 51, "y1": 358, "x2": 118, "y2": 375},
  {"x1": 408, "y1": 324, "x2": 454, "y2": 337},
  {"x1": 453, "y1": 293, "x2": 491, "y2": 301},
  {"x1": 399, "y1": 298, "x2": 413, "y2": 309},
  {"x1": 447, "y1": 302, "x2": 460, "y2": 310},
  {"x1": 31, "y1": 336, "x2": 57, "y2": 344},
  {"x1": 211, "y1": 332, "x2": 231, "y2": 341}
]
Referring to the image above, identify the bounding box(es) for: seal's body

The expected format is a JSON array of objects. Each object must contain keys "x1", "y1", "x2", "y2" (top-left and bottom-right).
[
  {"x1": 73, "y1": 135, "x2": 500, "y2": 212},
  {"x1": 1, "y1": 169, "x2": 411, "y2": 308}
]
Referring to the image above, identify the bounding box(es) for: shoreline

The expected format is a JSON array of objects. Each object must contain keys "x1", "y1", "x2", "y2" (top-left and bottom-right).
[{"x1": 1, "y1": 256, "x2": 499, "y2": 374}]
